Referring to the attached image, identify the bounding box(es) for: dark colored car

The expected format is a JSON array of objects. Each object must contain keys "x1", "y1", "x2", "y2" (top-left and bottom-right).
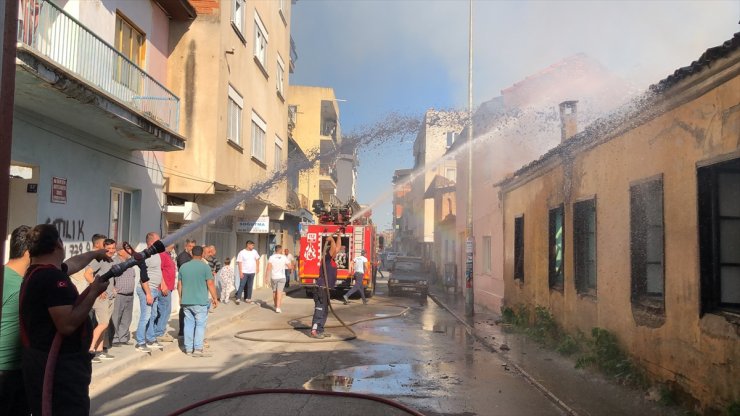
[{"x1": 387, "y1": 256, "x2": 428, "y2": 297}]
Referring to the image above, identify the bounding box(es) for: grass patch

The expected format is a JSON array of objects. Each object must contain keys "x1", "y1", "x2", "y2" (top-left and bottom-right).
[
  {"x1": 727, "y1": 401, "x2": 740, "y2": 416},
  {"x1": 500, "y1": 304, "x2": 646, "y2": 387}
]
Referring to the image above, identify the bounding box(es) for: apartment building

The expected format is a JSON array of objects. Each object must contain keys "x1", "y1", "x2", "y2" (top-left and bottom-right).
[
  {"x1": 163, "y1": 0, "x2": 297, "y2": 266},
  {"x1": 288, "y1": 85, "x2": 343, "y2": 216},
  {"x1": 7, "y1": 0, "x2": 193, "y2": 259}
]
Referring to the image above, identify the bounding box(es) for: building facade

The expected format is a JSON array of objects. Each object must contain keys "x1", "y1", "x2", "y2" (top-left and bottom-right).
[
  {"x1": 453, "y1": 54, "x2": 634, "y2": 314},
  {"x1": 8, "y1": 0, "x2": 193, "y2": 260},
  {"x1": 391, "y1": 168, "x2": 413, "y2": 255},
  {"x1": 500, "y1": 34, "x2": 740, "y2": 410},
  {"x1": 163, "y1": 0, "x2": 295, "y2": 274},
  {"x1": 288, "y1": 85, "x2": 342, "y2": 214}
]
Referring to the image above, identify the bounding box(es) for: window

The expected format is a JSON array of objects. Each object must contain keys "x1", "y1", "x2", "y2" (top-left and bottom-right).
[
  {"x1": 446, "y1": 131, "x2": 457, "y2": 148},
  {"x1": 109, "y1": 188, "x2": 132, "y2": 244},
  {"x1": 254, "y1": 12, "x2": 269, "y2": 67},
  {"x1": 251, "y1": 111, "x2": 267, "y2": 163},
  {"x1": 482, "y1": 236, "x2": 492, "y2": 273},
  {"x1": 232, "y1": 0, "x2": 245, "y2": 35},
  {"x1": 698, "y1": 159, "x2": 740, "y2": 314},
  {"x1": 276, "y1": 54, "x2": 285, "y2": 97},
  {"x1": 549, "y1": 205, "x2": 564, "y2": 289},
  {"x1": 279, "y1": 0, "x2": 287, "y2": 25},
  {"x1": 514, "y1": 216, "x2": 524, "y2": 281},
  {"x1": 227, "y1": 85, "x2": 243, "y2": 146},
  {"x1": 444, "y1": 168, "x2": 457, "y2": 182},
  {"x1": 574, "y1": 199, "x2": 597, "y2": 294},
  {"x1": 274, "y1": 135, "x2": 283, "y2": 172},
  {"x1": 114, "y1": 14, "x2": 145, "y2": 89},
  {"x1": 630, "y1": 176, "x2": 664, "y2": 308}
]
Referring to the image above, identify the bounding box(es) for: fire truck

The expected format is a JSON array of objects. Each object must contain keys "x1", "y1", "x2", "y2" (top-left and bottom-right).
[{"x1": 299, "y1": 199, "x2": 378, "y2": 298}]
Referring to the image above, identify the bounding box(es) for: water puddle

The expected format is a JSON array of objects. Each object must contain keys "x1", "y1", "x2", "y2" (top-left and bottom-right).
[{"x1": 303, "y1": 363, "x2": 460, "y2": 398}]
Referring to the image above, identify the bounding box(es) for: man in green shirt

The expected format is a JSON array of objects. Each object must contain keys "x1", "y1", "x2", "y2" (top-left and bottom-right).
[
  {"x1": 1, "y1": 225, "x2": 31, "y2": 415},
  {"x1": 177, "y1": 246, "x2": 218, "y2": 357}
]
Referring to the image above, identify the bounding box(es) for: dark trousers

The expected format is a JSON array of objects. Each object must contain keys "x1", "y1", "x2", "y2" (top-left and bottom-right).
[
  {"x1": 23, "y1": 348, "x2": 91, "y2": 416},
  {"x1": 0, "y1": 369, "x2": 29, "y2": 415},
  {"x1": 344, "y1": 272, "x2": 367, "y2": 301},
  {"x1": 311, "y1": 288, "x2": 330, "y2": 333},
  {"x1": 112, "y1": 293, "x2": 134, "y2": 343},
  {"x1": 236, "y1": 273, "x2": 255, "y2": 301}
]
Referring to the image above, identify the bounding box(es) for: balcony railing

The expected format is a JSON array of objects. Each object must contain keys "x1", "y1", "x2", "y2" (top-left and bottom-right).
[
  {"x1": 319, "y1": 165, "x2": 338, "y2": 184},
  {"x1": 17, "y1": 0, "x2": 180, "y2": 131},
  {"x1": 289, "y1": 36, "x2": 298, "y2": 71}
]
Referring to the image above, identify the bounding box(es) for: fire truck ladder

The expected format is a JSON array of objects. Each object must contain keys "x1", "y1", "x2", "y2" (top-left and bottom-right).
[{"x1": 353, "y1": 227, "x2": 364, "y2": 258}]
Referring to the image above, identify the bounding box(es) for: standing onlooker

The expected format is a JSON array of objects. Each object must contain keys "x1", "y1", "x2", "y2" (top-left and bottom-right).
[
  {"x1": 218, "y1": 258, "x2": 235, "y2": 303},
  {"x1": 284, "y1": 248, "x2": 295, "y2": 289},
  {"x1": 0, "y1": 225, "x2": 31, "y2": 416},
  {"x1": 155, "y1": 244, "x2": 177, "y2": 343},
  {"x1": 311, "y1": 234, "x2": 338, "y2": 339},
  {"x1": 135, "y1": 232, "x2": 167, "y2": 352},
  {"x1": 265, "y1": 245, "x2": 289, "y2": 313},
  {"x1": 176, "y1": 239, "x2": 195, "y2": 338},
  {"x1": 84, "y1": 236, "x2": 116, "y2": 362},
  {"x1": 19, "y1": 224, "x2": 110, "y2": 416},
  {"x1": 111, "y1": 244, "x2": 143, "y2": 347},
  {"x1": 235, "y1": 240, "x2": 260, "y2": 305},
  {"x1": 205, "y1": 245, "x2": 222, "y2": 299},
  {"x1": 344, "y1": 249, "x2": 369, "y2": 305},
  {"x1": 178, "y1": 246, "x2": 218, "y2": 357}
]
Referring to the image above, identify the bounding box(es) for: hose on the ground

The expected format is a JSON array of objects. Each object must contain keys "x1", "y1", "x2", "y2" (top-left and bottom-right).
[{"x1": 165, "y1": 388, "x2": 426, "y2": 416}]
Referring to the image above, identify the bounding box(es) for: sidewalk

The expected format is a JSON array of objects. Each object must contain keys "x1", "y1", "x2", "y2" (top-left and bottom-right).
[
  {"x1": 91, "y1": 285, "x2": 303, "y2": 382},
  {"x1": 428, "y1": 286, "x2": 685, "y2": 416}
]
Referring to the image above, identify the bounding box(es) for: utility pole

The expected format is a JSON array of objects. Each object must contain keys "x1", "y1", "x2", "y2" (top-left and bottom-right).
[
  {"x1": 0, "y1": 0, "x2": 19, "y2": 327},
  {"x1": 465, "y1": 0, "x2": 474, "y2": 316}
]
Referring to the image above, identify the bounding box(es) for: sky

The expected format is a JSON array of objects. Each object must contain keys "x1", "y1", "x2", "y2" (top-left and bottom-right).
[{"x1": 289, "y1": 0, "x2": 740, "y2": 230}]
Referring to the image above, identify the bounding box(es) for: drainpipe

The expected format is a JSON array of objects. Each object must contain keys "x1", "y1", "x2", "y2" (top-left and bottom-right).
[{"x1": 0, "y1": 0, "x2": 19, "y2": 325}]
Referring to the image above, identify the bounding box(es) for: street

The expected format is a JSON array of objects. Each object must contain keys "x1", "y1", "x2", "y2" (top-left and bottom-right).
[{"x1": 89, "y1": 283, "x2": 564, "y2": 416}]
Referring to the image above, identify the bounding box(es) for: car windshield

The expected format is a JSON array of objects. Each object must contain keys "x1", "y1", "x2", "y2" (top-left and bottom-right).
[{"x1": 395, "y1": 261, "x2": 422, "y2": 272}]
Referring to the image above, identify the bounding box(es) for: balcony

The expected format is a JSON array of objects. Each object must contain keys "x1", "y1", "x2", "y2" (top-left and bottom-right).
[
  {"x1": 319, "y1": 164, "x2": 338, "y2": 193},
  {"x1": 289, "y1": 36, "x2": 298, "y2": 73},
  {"x1": 14, "y1": 0, "x2": 185, "y2": 151}
]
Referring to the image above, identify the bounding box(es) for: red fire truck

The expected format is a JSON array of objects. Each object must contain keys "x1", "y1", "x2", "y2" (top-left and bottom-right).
[{"x1": 299, "y1": 199, "x2": 378, "y2": 298}]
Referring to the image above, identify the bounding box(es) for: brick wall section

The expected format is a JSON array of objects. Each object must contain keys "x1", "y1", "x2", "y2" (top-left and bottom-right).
[{"x1": 190, "y1": 0, "x2": 219, "y2": 14}]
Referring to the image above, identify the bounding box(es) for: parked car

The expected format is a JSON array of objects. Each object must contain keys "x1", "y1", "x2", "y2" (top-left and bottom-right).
[{"x1": 387, "y1": 256, "x2": 428, "y2": 297}]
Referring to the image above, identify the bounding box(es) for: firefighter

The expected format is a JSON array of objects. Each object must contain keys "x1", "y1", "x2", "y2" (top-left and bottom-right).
[{"x1": 310, "y1": 233, "x2": 339, "y2": 339}]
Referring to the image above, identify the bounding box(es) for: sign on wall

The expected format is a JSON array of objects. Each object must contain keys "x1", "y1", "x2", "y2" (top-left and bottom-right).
[
  {"x1": 237, "y1": 216, "x2": 269, "y2": 233},
  {"x1": 51, "y1": 177, "x2": 67, "y2": 204}
]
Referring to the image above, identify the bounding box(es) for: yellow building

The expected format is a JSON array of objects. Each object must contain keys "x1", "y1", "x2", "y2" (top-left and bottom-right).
[
  {"x1": 162, "y1": 0, "x2": 296, "y2": 263},
  {"x1": 288, "y1": 85, "x2": 342, "y2": 216},
  {"x1": 500, "y1": 34, "x2": 740, "y2": 411}
]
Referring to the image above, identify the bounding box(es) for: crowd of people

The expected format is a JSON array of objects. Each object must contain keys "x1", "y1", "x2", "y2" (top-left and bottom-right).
[{"x1": 0, "y1": 225, "x2": 300, "y2": 415}]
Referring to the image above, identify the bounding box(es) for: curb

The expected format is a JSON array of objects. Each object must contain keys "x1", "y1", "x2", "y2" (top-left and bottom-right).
[
  {"x1": 428, "y1": 293, "x2": 579, "y2": 416},
  {"x1": 92, "y1": 285, "x2": 304, "y2": 382}
]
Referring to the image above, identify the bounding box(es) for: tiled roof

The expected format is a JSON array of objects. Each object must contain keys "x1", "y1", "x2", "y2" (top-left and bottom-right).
[{"x1": 650, "y1": 32, "x2": 740, "y2": 93}]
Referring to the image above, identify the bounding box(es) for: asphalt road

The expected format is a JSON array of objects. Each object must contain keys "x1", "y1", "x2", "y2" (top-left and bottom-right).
[{"x1": 90, "y1": 285, "x2": 565, "y2": 416}]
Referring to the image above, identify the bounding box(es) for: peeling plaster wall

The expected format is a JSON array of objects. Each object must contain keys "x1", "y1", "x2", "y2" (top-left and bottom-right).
[{"x1": 501, "y1": 70, "x2": 740, "y2": 408}]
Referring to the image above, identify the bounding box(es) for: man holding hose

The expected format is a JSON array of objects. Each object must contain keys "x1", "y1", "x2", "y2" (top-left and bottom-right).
[
  {"x1": 310, "y1": 232, "x2": 339, "y2": 339},
  {"x1": 19, "y1": 224, "x2": 112, "y2": 415}
]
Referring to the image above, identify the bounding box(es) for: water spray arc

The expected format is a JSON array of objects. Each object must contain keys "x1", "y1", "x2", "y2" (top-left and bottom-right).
[{"x1": 465, "y1": 0, "x2": 475, "y2": 316}]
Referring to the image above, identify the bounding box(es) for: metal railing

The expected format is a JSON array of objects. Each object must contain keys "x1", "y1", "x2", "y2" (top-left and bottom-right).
[
  {"x1": 319, "y1": 165, "x2": 338, "y2": 184},
  {"x1": 17, "y1": 0, "x2": 180, "y2": 131},
  {"x1": 290, "y1": 36, "x2": 298, "y2": 66}
]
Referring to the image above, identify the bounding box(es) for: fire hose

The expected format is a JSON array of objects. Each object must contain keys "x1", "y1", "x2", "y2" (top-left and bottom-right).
[{"x1": 41, "y1": 240, "x2": 166, "y2": 416}]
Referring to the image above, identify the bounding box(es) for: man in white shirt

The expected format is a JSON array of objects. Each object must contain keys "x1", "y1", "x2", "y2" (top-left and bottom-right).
[
  {"x1": 284, "y1": 248, "x2": 295, "y2": 289},
  {"x1": 265, "y1": 245, "x2": 289, "y2": 313},
  {"x1": 235, "y1": 240, "x2": 260, "y2": 304},
  {"x1": 344, "y1": 249, "x2": 369, "y2": 305}
]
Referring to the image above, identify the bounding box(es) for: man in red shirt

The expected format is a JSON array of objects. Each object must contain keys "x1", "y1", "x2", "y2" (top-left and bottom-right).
[{"x1": 155, "y1": 244, "x2": 177, "y2": 343}]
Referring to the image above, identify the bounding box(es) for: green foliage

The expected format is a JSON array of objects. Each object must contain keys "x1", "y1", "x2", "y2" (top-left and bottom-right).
[
  {"x1": 658, "y1": 386, "x2": 677, "y2": 406},
  {"x1": 556, "y1": 333, "x2": 581, "y2": 356},
  {"x1": 727, "y1": 401, "x2": 740, "y2": 416},
  {"x1": 575, "y1": 328, "x2": 646, "y2": 387}
]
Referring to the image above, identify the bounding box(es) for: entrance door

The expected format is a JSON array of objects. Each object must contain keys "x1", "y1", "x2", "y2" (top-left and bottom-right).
[{"x1": 5, "y1": 165, "x2": 38, "y2": 262}]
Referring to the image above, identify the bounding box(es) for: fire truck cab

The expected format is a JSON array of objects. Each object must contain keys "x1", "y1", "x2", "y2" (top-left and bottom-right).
[{"x1": 299, "y1": 199, "x2": 378, "y2": 298}]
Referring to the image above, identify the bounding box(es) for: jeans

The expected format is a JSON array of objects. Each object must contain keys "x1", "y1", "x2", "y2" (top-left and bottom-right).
[
  {"x1": 235, "y1": 273, "x2": 255, "y2": 301},
  {"x1": 183, "y1": 304, "x2": 209, "y2": 352},
  {"x1": 135, "y1": 286, "x2": 160, "y2": 345},
  {"x1": 345, "y1": 272, "x2": 367, "y2": 301},
  {"x1": 154, "y1": 291, "x2": 172, "y2": 338}
]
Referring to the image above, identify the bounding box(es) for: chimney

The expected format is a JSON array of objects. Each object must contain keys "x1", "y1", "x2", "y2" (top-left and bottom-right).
[{"x1": 559, "y1": 100, "x2": 578, "y2": 142}]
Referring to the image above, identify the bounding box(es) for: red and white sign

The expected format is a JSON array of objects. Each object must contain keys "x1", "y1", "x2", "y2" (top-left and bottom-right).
[{"x1": 51, "y1": 177, "x2": 67, "y2": 204}]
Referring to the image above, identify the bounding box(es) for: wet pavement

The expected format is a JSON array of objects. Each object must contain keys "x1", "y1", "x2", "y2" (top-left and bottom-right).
[{"x1": 88, "y1": 281, "x2": 687, "y2": 415}]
